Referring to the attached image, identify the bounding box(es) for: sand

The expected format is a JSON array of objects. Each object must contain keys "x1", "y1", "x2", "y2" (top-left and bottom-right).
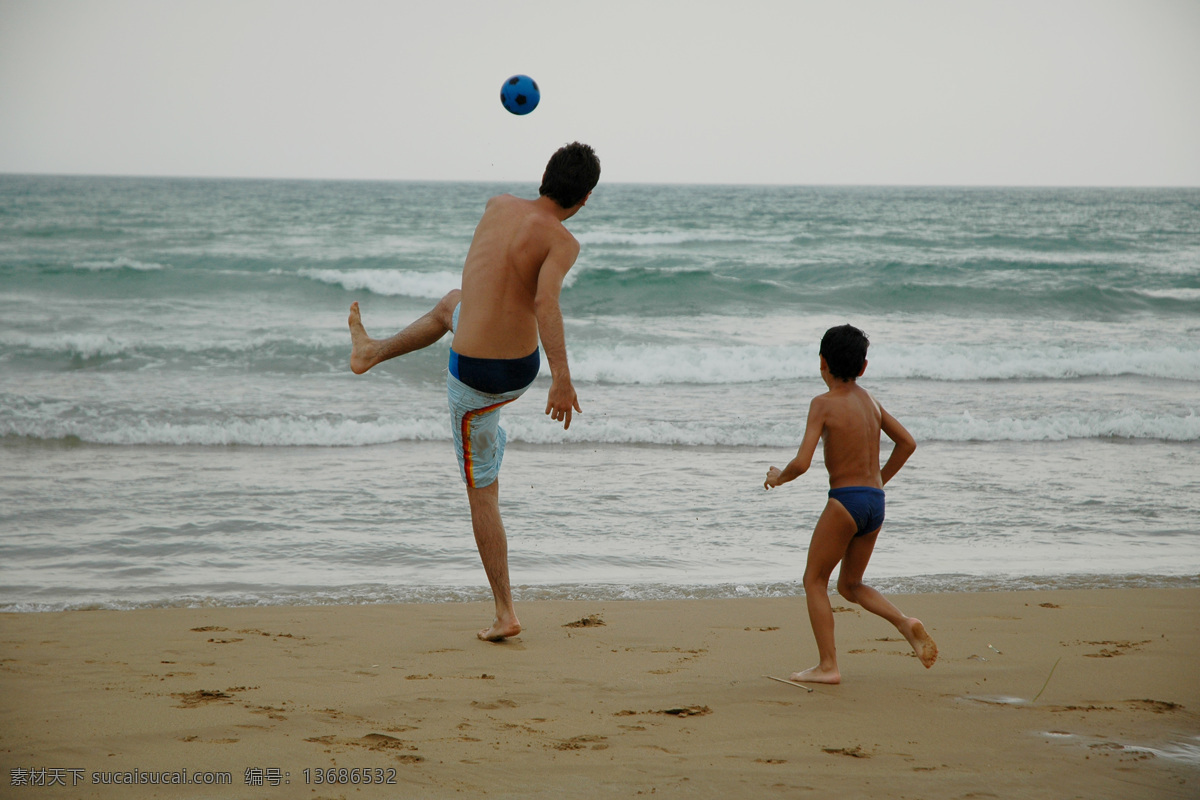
[{"x1": 1, "y1": 588, "x2": 1197, "y2": 799}]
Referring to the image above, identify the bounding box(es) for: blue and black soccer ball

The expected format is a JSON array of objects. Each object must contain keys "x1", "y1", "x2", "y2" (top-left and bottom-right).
[{"x1": 500, "y1": 75, "x2": 540, "y2": 115}]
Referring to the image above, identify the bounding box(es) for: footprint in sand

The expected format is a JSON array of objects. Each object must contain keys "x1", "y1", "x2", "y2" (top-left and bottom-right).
[
  {"x1": 551, "y1": 735, "x2": 608, "y2": 751},
  {"x1": 616, "y1": 706, "x2": 712, "y2": 718},
  {"x1": 470, "y1": 699, "x2": 518, "y2": 710},
  {"x1": 173, "y1": 689, "x2": 234, "y2": 708},
  {"x1": 359, "y1": 733, "x2": 409, "y2": 751},
  {"x1": 823, "y1": 745, "x2": 870, "y2": 758}
]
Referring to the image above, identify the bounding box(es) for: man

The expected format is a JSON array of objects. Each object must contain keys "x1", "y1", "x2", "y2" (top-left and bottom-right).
[{"x1": 348, "y1": 142, "x2": 600, "y2": 642}]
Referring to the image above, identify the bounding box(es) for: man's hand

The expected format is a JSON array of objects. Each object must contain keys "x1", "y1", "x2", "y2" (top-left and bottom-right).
[
  {"x1": 545, "y1": 378, "x2": 582, "y2": 430},
  {"x1": 764, "y1": 466, "x2": 783, "y2": 490}
]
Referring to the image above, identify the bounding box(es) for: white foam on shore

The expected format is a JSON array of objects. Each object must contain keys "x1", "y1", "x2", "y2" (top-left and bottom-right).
[
  {"x1": 74, "y1": 257, "x2": 166, "y2": 271},
  {"x1": 1, "y1": 332, "x2": 131, "y2": 359},
  {"x1": 295, "y1": 268, "x2": 461, "y2": 299},
  {"x1": 4, "y1": 573, "x2": 1195, "y2": 613},
  {"x1": 4, "y1": 407, "x2": 1198, "y2": 445},
  {"x1": 0, "y1": 415, "x2": 449, "y2": 447},
  {"x1": 576, "y1": 230, "x2": 792, "y2": 246},
  {"x1": 567, "y1": 342, "x2": 1200, "y2": 384}
]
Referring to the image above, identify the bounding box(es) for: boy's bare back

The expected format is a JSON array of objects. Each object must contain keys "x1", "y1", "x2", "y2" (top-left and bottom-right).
[
  {"x1": 812, "y1": 383, "x2": 883, "y2": 489},
  {"x1": 764, "y1": 354, "x2": 914, "y2": 492},
  {"x1": 453, "y1": 194, "x2": 580, "y2": 360}
]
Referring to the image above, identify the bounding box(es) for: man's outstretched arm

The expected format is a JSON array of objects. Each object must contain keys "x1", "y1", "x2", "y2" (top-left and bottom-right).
[{"x1": 535, "y1": 239, "x2": 582, "y2": 429}]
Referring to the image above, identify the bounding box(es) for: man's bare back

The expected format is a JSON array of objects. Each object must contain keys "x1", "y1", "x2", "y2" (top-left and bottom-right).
[
  {"x1": 346, "y1": 142, "x2": 599, "y2": 642},
  {"x1": 452, "y1": 194, "x2": 581, "y2": 361}
]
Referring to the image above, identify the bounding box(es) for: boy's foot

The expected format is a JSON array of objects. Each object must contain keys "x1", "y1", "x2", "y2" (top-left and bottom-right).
[
  {"x1": 790, "y1": 665, "x2": 840, "y2": 685},
  {"x1": 348, "y1": 302, "x2": 377, "y2": 374},
  {"x1": 899, "y1": 618, "x2": 938, "y2": 668},
  {"x1": 478, "y1": 617, "x2": 522, "y2": 642}
]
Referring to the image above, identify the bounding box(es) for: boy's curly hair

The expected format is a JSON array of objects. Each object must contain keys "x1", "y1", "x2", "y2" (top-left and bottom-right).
[
  {"x1": 539, "y1": 142, "x2": 600, "y2": 209},
  {"x1": 820, "y1": 325, "x2": 869, "y2": 381}
]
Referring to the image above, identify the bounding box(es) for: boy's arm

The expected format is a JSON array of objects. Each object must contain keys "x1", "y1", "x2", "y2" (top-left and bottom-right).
[
  {"x1": 879, "y1": 405, "x2": 916, "y2": 486},
  {"x1": 535, "y1": 234, "x2": 583, "y2": 430},
  {"x1": 765, "y1": 397, "x2": 824, "y2": 489}
]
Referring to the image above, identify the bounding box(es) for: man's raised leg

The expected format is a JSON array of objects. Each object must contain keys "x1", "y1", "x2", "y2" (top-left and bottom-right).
[
  {"x1": 466, "y1": 480, "x2": 522, "y2": 641},
  {"x1": 349, "y1": 289, "x2": 460, "y2": 374}
]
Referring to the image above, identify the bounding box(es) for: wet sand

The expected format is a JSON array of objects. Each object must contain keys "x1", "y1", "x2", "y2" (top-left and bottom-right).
[{"x1": 1, "y1": 588, "x2": 1196, "y2": 798}]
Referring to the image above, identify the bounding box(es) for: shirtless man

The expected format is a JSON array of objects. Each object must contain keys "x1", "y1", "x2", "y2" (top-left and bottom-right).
[
  {"x1": 348, "y1": 142, "x2": 600, "y2": 642},
  {"x1": 764, "y1": 324, "x2": 936, "y2": 683}
]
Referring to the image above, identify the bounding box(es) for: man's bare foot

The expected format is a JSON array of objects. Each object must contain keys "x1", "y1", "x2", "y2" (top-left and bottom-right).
[
  {"x1": 899, "y1": 617, "x2": 938, "y2": 668},
  {"x1": 477, "y1": 617, "x2": 522, "y2": 642},
  {"x1": 348, "y1": 302, "x2": 377, "y2": 374},
  {"x1": 790, "y1": 665, "x2": 841, "y2": 685}
]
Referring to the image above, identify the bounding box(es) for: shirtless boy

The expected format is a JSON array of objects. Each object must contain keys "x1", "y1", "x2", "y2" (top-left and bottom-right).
[
  {"x1": 764, "y1": 324, "x2": 936, "y2": 683},
  {"x1": 348, "y1": 142, "x2": 600, "y2": 642}
]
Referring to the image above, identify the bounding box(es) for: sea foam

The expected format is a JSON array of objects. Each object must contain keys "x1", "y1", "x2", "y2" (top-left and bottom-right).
[
  {"x1": 1, "y1": 415, "x2": 449, "y2": 447},
  {"x1": 295, "y1": 268, "x2": 460, "y2": 299},
  {"x1": 6, "y1": 406, "x2": 1194, "y2": 447},
  {"x1": 567, "y1": 342, "x2": 1200, "y2": 384},
  {"x1": 576, "y1": 230, "x2": 792, "y2": 246},
  {"x1": 74, "y1": 257, "x2": 166, "y2": 271}
]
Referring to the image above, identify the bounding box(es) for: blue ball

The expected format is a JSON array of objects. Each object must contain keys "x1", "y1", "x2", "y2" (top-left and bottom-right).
[{"x1": 500, "y1": 74, "x2": 540, "y2": 115}]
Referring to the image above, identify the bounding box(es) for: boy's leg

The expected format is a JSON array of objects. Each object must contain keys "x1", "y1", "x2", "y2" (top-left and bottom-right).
[
  {"x1": 349, "y1": 289, "x2": 461, "y2": 374},
  {"x1": 837, "y1": 529, "x2": 938, "y2": 669},
  {"x1": 792, "y1": 499, "x2": 858, "y2": 684},
  {"x1": 466, "y1": 480, "x2": 522, "y2": 642}
]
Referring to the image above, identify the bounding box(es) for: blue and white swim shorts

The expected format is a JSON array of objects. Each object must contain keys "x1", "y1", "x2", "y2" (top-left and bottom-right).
[{"x1": 446, "y1": 304, "x2": 539, "y2": 488}]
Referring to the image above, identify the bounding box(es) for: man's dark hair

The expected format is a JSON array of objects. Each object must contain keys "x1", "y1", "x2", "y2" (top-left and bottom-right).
[
  {"x1": 820, "y1": 324, "x2": 870, "y2": 381},
  {"x1": 539, "y1": 142, "x2": 600, "y2": 209}
]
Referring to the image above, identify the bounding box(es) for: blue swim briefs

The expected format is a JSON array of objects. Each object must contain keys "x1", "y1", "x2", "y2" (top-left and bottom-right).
[
  {"x1": 446, "y1": 303, "x2": 539, "y2": 488},
  {"x1": 828, "y1": 486, "x2": 886, "y2": 537}
]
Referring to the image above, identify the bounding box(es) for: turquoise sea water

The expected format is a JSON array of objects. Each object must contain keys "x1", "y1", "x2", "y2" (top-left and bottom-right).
[{"x1": 1, "y1": 176, "x2": 1197, "y2": 610}]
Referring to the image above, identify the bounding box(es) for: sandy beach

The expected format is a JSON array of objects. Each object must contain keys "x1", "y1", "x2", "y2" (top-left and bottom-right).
[{"x1": 1, "y1": 588, "x2": 1196, "y2": 799}]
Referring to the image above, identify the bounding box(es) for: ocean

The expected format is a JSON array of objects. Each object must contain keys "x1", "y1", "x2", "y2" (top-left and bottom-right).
[{"x1": 1, "y1": 176, "x2": 1197, "y2": 612}]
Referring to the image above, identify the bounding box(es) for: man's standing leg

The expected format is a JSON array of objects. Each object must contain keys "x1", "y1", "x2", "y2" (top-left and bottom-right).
[
  {"x1": 348, "y1": 290, "x2": 461, "y2": 374},
  {"x1": 466, "y1": 480, "x2": 522, "y2": 641}
]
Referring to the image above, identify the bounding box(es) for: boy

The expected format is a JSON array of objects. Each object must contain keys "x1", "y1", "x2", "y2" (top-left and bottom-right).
[{"x1": 764, "y1": 324, "x2": 936, "y2": 684}]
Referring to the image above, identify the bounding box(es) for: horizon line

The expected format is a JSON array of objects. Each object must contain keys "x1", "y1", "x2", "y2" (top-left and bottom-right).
[{"x1": 2, "y1": 170, "x2": 1198, "y2": 191}]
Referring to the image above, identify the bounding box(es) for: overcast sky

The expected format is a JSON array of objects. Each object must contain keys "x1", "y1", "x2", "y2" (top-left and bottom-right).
[{"x1": 2, "y1": 0, "x2": 1198, "y2": 186}]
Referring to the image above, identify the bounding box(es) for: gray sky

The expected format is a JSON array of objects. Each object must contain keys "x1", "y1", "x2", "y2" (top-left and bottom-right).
[{"x1": 2, "y1": 0, "x2": 1198, "y2": 186}]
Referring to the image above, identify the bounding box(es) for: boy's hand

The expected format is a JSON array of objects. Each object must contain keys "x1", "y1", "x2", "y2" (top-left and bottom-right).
[
  {"x1": 764, "y1": 467, "x2": 783, "y2": 490},
  {"x1": 545, "y1": 378, "x2": 582, "y2": 430}
]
